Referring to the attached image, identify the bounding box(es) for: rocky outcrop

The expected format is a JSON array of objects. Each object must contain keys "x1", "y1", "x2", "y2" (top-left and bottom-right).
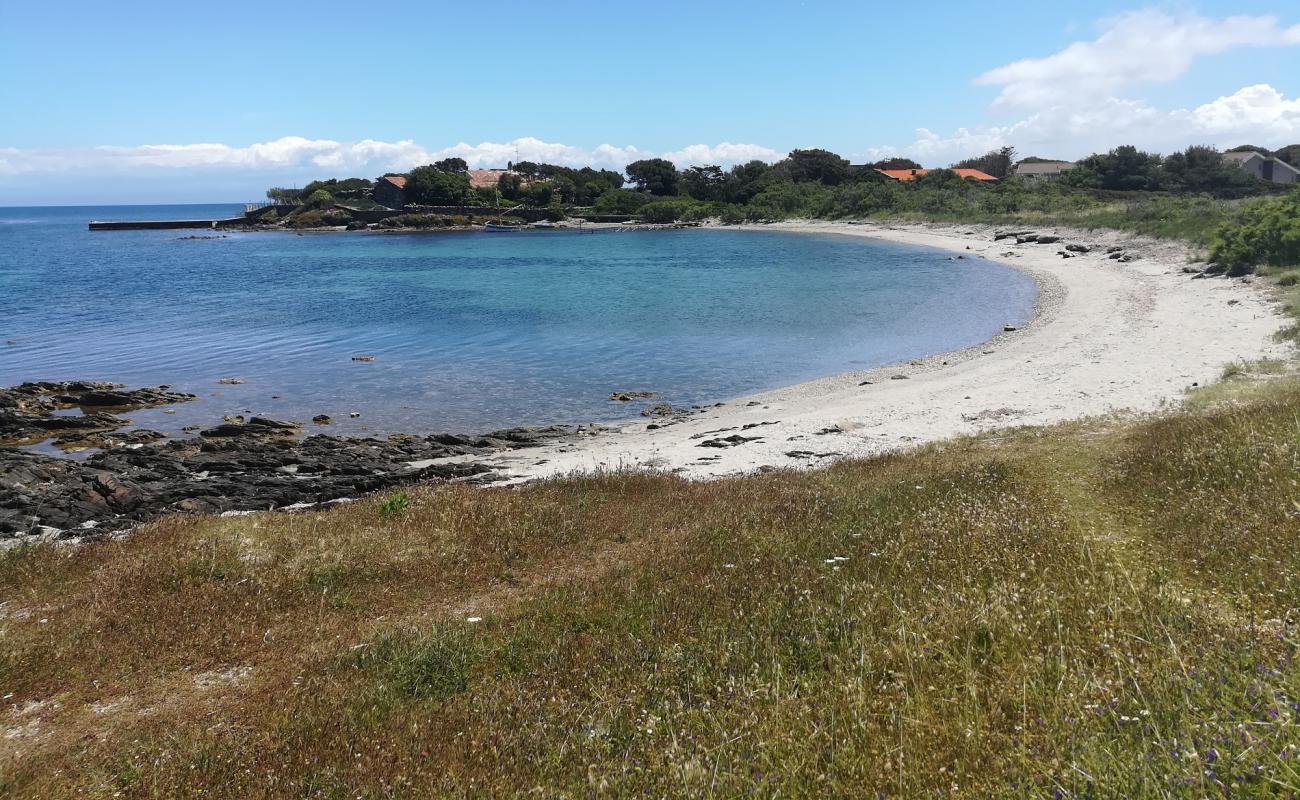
[
  {"x1": 0, "y1": 382, "x2": 197, "y2": 447},
  {"x1": 0, "y1": 381, "x2": 577, "y2": 541}
]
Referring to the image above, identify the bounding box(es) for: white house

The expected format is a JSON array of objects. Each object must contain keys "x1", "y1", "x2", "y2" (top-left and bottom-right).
[{"x1": 1223, "y1": 150, "x2": 1299, "y2": 185}]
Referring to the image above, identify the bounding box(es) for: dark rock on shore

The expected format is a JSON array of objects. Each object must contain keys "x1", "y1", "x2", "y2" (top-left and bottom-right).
[
  {"x1": 1, "y1": 417, "x2": 577, "y2": 540},
  {"x1": 1, "y1": 381, "x2": 196, "y2": 446}
]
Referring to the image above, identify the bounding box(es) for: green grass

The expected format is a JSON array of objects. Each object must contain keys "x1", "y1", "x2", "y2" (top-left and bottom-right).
[{"x1": 2, "y1": 377, "x2": 1299, "y2": 796}]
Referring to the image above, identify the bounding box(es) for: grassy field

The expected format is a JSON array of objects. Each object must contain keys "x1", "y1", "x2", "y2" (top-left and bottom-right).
[{"x1": 2, "y1": 364, "x2": 1299, "y2": 796}]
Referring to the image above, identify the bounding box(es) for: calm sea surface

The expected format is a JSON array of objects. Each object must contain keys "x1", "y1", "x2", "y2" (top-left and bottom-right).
[{"x1": 0, "y1": 205, "x2": 1035, "y2": 437}]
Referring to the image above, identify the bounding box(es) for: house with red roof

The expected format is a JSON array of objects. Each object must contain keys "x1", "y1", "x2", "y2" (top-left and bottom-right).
[
  {"x1": 877, "y1": 168, "x2": 998, "y2": 182},
  {"x1": 373, "y1": 175, "x2": 408, "y2": 209}
]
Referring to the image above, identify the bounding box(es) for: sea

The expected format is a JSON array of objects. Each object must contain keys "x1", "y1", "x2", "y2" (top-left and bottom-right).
[{"x1": 0, "y1": 205, "x2": 1036, "y2": 438}]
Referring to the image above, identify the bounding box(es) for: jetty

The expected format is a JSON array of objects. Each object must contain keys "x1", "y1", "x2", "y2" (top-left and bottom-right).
[{"x1": 87, "y1": 218, "x2": 248, "y2": 231}]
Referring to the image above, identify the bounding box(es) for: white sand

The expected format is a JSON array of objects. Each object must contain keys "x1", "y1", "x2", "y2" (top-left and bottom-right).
[{"x1": 484, "y1": 221, "x2": 1291, "y2": 481}]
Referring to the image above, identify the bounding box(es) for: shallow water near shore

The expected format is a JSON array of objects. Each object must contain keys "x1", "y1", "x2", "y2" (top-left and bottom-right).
[{"x1": 1, "y1": 205, "x2": 1035, "y2": 439}]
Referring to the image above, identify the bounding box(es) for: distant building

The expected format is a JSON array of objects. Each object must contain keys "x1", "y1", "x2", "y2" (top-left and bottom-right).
[
  {"x1": 467, "y1": 169, "x2": 511, "y2": 190},
  {"x1": 374, "y1": 175, "x2": 408, "y2": 209},
  {"x1": 877, "y1": 168, "x2": 998, "y2": 182},
  {"x1": 1011, "y1": 160, "x2": 1076, "y2": 181},
  {"x1": 1223, "y1": 150, "x2": 1299, "y2": 185}
]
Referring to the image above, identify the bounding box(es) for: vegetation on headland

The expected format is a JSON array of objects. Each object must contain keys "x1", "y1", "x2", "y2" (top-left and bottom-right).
[
  {"x1": 3, "y1": 371, "x2": 1299, "y2": 796},
  {"x1": 267, "y1": 142, "x2": 1300, "y2": 276}
]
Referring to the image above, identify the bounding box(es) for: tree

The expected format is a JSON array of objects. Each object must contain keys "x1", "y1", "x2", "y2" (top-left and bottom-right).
[
  {"x1": 723, "y1": 160, "x2": 772, "y2": 203},
  {"x1": 1162, "y1": 146, "x2": 1256, "y2": 196},
  {"x1": 782, "y1": 148, "x2": 851, "y2": 185},
  {"x1": 304, "y1": 189, "x2": 334, "y2": 208},
  {"x1": 1062, "y1": 145, "x2": 1164, "y2": 191},
  {"x1": 1274, "y1": 144, "x2": 1300, "y2": 168},
  {"x1": 497, "y1": 172, "x2": 525, "y2": 200},
  {"x1": 405, "y1": 164, "x2": 471, "y2": 205},
  {"x1": 953, "y1": 147, "x2": 1017, "y2": 179},
  {"x1": 433, "y1": 158, "x2": 469, "y2": 174},
  {"x1": 680, "y1": 165, "x2": 727, "y2": 201},
  {"x1": 872, "y1": 157, "x2": 923, "y2": 171},
  {"x1": 592, "y1": 188, "x2": 650, "y2": 214},
  {"x1": 625, "y1": 158, "x2": 680, "y2": 195},
  {"x1": 266, "y1": 187, "x2": 302, "y2": 203}
]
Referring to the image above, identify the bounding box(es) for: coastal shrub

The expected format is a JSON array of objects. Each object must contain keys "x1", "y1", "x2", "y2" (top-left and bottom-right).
[
  {"x1": 286, "y1": 210, "x2": 325, "y2": 228},
  {"x1": 638, "y1": 199, "x2": 702, "y2": 223},
  {"x1": 320, "y1": 208, "x2": 351, "y2": 226},
  {"x1": 304, "y1": 189, "x2": 334, "y2": 209},
  {"x1": 592, "y1": 188, "x2": 649, "y2": 215},
  {"x1": 260, "y1": 210, "x2": 279, "y2": 224},
  {"x1": 1208, "y1": 189, "x2": 1300, "y2": 270},
  {"x1": 381, "y1": 213, "x2": 456, "y2": 229},
  {"x1": 718, "y1": 205, "x2": 747, "y2": 224}
]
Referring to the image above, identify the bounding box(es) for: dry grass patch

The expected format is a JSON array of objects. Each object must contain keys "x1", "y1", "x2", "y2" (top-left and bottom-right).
[{"x1": 1, "y1": 385, "x2": 1299, "y2": 797}]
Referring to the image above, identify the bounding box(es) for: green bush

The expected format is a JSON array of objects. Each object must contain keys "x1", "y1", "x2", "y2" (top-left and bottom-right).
[
  {"x1": 304, "y1": 189, "x2": 334, "y2": 209},
  {"x1": 1208, "y1": 190, "x2": 1300, "y2": 270},
  {"x1": 592, "y1": 189, "x2": 649, "y2": 215},
  {"x1": 381, "y1": 214, "x2": 449, "y2": 229},
  {"x1": 638, "y1": 199, "x2": 703, "y2": 223},
  {"x1": 286, "y1": 210, "x2": 324, "y2": 228}
]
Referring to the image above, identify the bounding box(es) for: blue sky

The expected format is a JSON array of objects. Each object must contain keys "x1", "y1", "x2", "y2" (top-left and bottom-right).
[{"x1": 2, "y1": 0, "x2": 1299, "y2": 204}]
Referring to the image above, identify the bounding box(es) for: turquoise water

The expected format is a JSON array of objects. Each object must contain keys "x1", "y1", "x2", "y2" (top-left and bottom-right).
[{"x1": 0, "y1": 205, "x2": 1035, "y2": 436}]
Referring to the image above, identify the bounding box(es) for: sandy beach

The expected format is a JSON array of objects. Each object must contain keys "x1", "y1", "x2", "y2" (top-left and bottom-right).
[{"x1": 485, "y1": 220, "x2": 1292, "y2": 481}]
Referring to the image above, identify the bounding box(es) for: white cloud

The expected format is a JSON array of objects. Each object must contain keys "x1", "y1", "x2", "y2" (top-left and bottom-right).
[
  {"x1": 0, "y1": 135, "x2": 783, "y2": 177},
  {"x1": 1189, "y1": 83, "x2": 1300, "y2": 137},
  {"x1": 975, "y1": 10, "x2": 1300, "y2": 109},
  {"x1": 863, "y1": 84, "x2": 1300, "y2": 165},
  {"x1": 658, "y1": 142, "x2": 783, "y2": 167}
]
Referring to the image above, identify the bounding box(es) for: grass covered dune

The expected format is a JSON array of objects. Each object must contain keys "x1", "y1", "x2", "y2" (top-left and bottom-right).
[{"x1": 2, "y1": 378, "x2": 1299, "y2": 797}]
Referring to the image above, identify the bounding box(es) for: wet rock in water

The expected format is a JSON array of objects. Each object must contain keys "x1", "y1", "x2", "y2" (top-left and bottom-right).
[
  {"x1": 312, "y1": 414, "x2": 333, "y2": 425},
  {"x1": 351, "y1": 355, "x2": 376, "y2": 362},
  {"x1": 200, "y1": 417, "x2": 299, "y2": 438},
  {"x1": 1003, "y1": 325, "x2": 1019, "y2": 332},
  {"x1": 53, "y1": 428, "x2": 168, "y2": 451},
  {"x1": 609, "y1": 390, "x2": 655, "y2": 402},
  {"x1": 217, "y1": 378, "x2": 246, "y2": 385},
  {"x1": 642, "y1": 403, "x2": 675, "y2": 417}
]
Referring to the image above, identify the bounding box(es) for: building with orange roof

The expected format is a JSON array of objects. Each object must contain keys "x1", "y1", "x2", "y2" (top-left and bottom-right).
[
  {"x1": 374, "y1": 175, "x2": 408, "y2": 209},
  {"x1": 877, "y1": 168, "x2": 998, "y2": 182}
]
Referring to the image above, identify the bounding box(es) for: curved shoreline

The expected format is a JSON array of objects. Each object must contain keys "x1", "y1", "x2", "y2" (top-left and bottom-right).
[{"x1": 483, "y1": 219, "x2": 1292, "y2": 481}]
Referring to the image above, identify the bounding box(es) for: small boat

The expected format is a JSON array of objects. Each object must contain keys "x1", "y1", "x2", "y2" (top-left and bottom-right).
[{"x1": 484, "y1": 222, "x2": 522, "y2": 232}]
